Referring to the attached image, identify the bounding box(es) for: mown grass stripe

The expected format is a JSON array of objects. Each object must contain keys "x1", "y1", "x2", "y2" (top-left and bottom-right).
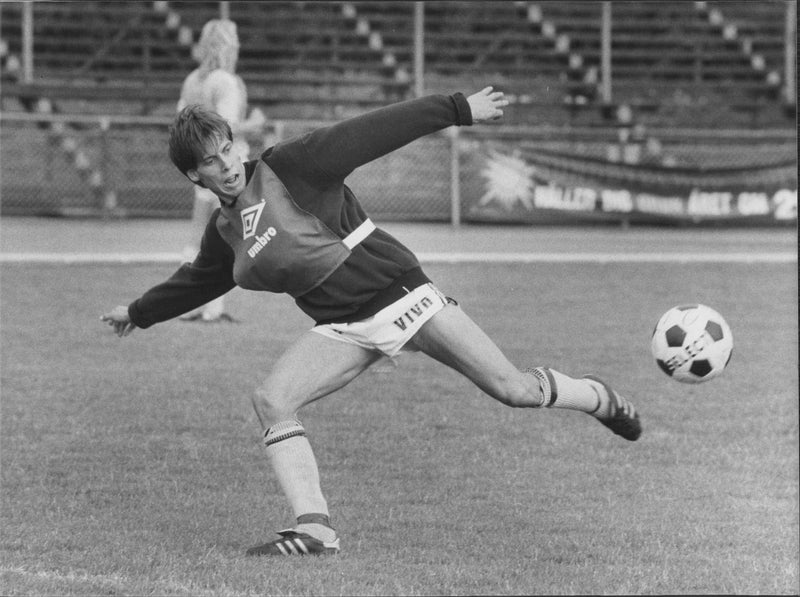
[{"x1": 0, "y1": 566, "x2": 220, "y2": 597}]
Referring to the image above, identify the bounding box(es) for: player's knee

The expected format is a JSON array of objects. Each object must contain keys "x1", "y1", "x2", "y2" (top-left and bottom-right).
[{"x1": 252, "y1": 386, "x2": 295, "y2": 422}]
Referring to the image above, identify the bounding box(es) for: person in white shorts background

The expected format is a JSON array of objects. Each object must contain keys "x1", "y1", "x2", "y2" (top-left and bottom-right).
[
  {"x1": 177, "y1": 18, "x2": 266, "y2": 321},
  {"x1": 101, "y1": 85, "x2": 642, "y2": 557}
]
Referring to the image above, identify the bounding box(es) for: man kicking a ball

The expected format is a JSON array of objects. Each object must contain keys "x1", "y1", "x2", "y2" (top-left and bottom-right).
[{"x1": 101, "y1": 86, "x2": 641, "y2": 557}]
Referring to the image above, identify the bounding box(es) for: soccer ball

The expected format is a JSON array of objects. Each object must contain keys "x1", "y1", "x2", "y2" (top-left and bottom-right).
[{"x1": 650, "y1": 304, "x2": 733, "y2": 383}]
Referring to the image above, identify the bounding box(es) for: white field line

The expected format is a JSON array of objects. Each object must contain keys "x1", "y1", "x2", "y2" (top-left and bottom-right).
[
  {"x1": 0, "y1": 252, "x2": 183, "y2": 263},
  {"x1": 0, "y1": 251, "x2": 796, "y2": 264},
  {"x1": 0, "y1": 565, "x2": 222, "y2": 597},
  {"x1": 419, "y1": 252, "x2": 798, "y2": 264}
]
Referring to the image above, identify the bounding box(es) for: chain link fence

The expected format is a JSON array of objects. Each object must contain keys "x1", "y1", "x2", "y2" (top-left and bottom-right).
[
  {"x1": 1, "y1": 111, "x2": 796, "y2": 225},
  {"x1": 0, "y1": 112, "x2": 456, "y2": 220}
]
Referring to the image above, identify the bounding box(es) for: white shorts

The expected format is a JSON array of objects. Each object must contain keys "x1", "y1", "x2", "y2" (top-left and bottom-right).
[{"x1": 311, "y1": 283, "x2": 449, "y2": 357}]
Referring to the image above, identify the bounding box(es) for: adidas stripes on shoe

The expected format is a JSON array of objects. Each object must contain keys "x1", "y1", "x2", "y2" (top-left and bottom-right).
[
  {"x1": 246, "y1": 530, "x2": 340, "y2": 556},
  {"x1": 583, "y1": 375, "x2": 642, "y2": 441}
]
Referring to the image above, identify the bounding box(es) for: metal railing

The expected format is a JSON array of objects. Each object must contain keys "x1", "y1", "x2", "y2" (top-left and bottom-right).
[{"x1": 1, "y1": 110, "x2": 795, "y2": 226}]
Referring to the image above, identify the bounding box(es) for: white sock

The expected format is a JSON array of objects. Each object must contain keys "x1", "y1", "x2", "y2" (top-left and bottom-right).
[
  {"x1": 528, "y1": 367, "x2": 610, "y2": 417},
  {"x1": 264, "y1": 420, "x2": 331, "y2": 534},
  {"x1": 295, "y1": 514, "x2": 337, "y2": 543}
]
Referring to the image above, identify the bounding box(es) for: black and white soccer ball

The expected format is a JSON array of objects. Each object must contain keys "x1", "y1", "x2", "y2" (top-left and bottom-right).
[{"x1": 650, "y1": 304, "x2": 733, "y2": 384}]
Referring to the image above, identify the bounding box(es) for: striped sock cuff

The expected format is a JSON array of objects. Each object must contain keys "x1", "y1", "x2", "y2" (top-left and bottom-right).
[
  {"x1": 526, "y1": 367, "x2": 558, "y2": 407},
  {"x1": 264, "y1": 419, "x2": 306, "y2": 447},
  {"x1": 297, "y1": 513, "x2": 332, "y2": 528}
]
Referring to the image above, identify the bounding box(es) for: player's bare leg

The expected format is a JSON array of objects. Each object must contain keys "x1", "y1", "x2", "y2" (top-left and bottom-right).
[
  {"x1": 409, "y1": 302, "x2": 542, "y2": 407},
  {"x1": 247, "y1": 331, "x2": 382, "y2": 556},
  {"x1": 409, "y1": 303, "x2": 641, "y2": 440}
]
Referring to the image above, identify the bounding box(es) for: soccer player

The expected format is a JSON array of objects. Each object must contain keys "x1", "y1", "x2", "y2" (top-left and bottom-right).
[
  {"x1": 177, "y1": 18, "x2": 265, "y2": 321},
  {"x1": 101, "y1": 86, "x2": 641, "y2": 557}
]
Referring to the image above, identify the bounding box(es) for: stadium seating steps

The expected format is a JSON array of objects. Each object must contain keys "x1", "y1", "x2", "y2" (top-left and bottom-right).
[{"x1": 0, "y1": 0, "x2": 793, "y2": 126}]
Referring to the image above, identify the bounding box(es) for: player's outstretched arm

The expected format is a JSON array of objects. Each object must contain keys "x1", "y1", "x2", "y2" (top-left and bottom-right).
[
  {"x1": 467, "y1": 86, "x2": 509, "y2": 123},
  {"x1": 100, "y1": 306, "x2": 137, "y2": 338}
]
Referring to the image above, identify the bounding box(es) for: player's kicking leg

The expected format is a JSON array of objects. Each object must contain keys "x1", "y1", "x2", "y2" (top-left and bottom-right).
[
  {"x1": 409, "y1": 302, "x2": 641, "y2": 441},
  {"x1": 246, "y1": 331, "x2": 382, "y2": 556}
]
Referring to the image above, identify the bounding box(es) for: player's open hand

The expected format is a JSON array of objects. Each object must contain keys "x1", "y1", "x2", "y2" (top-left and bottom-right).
[
  {"x1": 467, "y1": 86, "x2": 509, "y2": 123},
  {"x1": 101, "y1": 306, "x2": 136, "y2": 337}
]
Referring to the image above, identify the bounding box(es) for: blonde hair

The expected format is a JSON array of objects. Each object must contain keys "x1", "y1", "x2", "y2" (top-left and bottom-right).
[{"x1": 192, "y1": 19, "x2": 240, "y2": 74}]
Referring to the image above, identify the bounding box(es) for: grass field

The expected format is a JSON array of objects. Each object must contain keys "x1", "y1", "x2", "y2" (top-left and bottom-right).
[{"x1": 1, "y1": 252, "x2": 798, "y2": 595}]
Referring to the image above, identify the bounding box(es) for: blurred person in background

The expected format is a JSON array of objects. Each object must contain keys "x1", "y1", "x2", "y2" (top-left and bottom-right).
[
  {"x1": 178, "y1": 18, "x2": 266, "y2": 322},
  {"x1": 102, "y1": 86, "x2": 641, "y2": 557}
]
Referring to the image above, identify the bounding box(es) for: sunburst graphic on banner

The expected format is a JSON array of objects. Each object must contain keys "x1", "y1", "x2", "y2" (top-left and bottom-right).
[{"x1": 478, "y1": 150, "x2": 537, "y2": 211}]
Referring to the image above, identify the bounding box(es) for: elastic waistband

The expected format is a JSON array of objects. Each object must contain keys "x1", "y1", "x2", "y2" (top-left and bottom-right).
[{"x1": 316, "y1": 266, "x2": 432, "y2": 326}]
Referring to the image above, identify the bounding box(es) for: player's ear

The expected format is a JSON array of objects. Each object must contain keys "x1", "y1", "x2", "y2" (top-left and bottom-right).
[{"x1": 186, "y1": 169, "x2": 201, "y2": 184}]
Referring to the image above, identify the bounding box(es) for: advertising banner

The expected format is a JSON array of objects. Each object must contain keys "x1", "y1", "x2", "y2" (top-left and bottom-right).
[{"x1": 462, "y1": 141, "x2": 797, "y2": 226}]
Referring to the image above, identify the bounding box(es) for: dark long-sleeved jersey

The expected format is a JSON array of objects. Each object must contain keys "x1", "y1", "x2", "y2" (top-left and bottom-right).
[{"x1": 128, "y1": 92, "x2": 474, "y2": 328}]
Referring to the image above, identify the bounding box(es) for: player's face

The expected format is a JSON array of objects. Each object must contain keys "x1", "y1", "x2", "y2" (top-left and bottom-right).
[{"x1": 188, "y1": 135, "x2": 246, "y2": 202}]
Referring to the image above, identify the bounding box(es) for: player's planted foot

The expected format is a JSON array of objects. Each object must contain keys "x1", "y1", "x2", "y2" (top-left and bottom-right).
[
  {"x1": 583, "y1": 375, "x2": 642, "y2": 441},
  {"x1": 246, "y1": 530, "x2": 340, "y2": 556}
]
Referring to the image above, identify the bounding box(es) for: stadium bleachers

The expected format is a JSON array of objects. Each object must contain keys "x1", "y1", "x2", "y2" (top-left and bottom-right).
[
  {"x1": 1, "y1": 1, "x2": 793, "y2": 124},
  {"x1": 0, "y1": 1, "x2": 411, "y2": 118},
  {"x1": 0, "y1": 1, "x2": 794, "y2": 219}
]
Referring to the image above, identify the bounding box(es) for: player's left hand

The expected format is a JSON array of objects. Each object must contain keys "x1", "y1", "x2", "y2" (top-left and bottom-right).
[
  {"x1": 101, "y1": 306, "x2": 137, "y2": 337},
  {"x1": 467, "y1": 86, "x2": 509, "y2": 123}
]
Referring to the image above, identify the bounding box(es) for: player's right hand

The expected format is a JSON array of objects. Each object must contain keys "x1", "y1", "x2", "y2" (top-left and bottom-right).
[{"x1": 100, "y1": 306, "x2": 137, "y2": 337}]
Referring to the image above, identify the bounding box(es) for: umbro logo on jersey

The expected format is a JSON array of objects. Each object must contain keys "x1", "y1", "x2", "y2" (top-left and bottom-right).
[
  {"x1": 241, "y1": 200, "x2": 266, "y2": 240},
  {"x1": 247, "y1": 226, "x2": 278, "y2": 259}
]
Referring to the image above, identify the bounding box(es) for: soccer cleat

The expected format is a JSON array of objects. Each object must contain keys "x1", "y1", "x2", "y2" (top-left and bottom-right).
[
  {"x1": 583, "y1": 375, "x2": 642, "y2": 441},
  {"x1": 245, "y1": 530, "x2": 340, "y2": 556}
]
